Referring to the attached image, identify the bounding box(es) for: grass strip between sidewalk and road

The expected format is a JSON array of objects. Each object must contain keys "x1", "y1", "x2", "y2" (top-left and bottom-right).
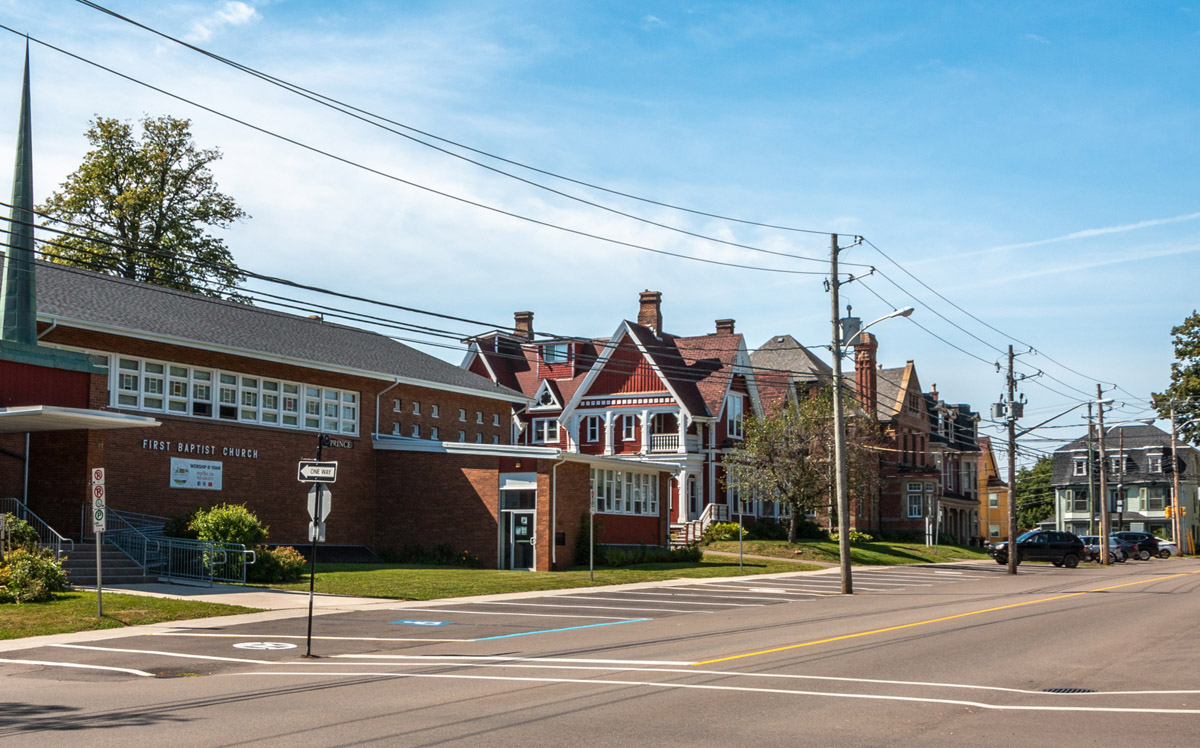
[
  {"x1": 703, "y1": 539, "x2": 991, "y2": 565},
  {"x1": 265, "y1": 555, "x2": 818, "y2": 600},
  {"x1": 0, "y1": 591, "x2": 262, "y2": 640}
]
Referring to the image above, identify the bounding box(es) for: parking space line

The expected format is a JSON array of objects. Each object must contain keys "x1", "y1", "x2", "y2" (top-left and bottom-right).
[
  {"x1": 622, "y1": 590, "x2": 779, "y2": 602},
  {"x1": 545, "y1": 595, "x2": 762, "y2": 607},
  {"x1": 152, "y1": 632, "x2": 473, "y2": 642},
  {"x1": 388, "y1": 608, "x2": 637, "y2": 620},
  {"x1": 468, "y1": 601, "x2": 692, "y2": 613},
  {"x1": 690, "y1": 584, "x2": 823, "y2": 596},
  {"x1": 471, "y1": 618, "x2": 650, "y2": 641},
  {"x1": 0, "y1": 657, "x2": 153, "y2": 677},
  {"x1": 334, "y1": 654, "x2": 695, "y2": 665}
]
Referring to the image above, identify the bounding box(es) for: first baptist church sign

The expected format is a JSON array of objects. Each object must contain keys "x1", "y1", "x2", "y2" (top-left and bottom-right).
[{"x1": 141, "y1": 439, "x2": 261, "y2": 460}]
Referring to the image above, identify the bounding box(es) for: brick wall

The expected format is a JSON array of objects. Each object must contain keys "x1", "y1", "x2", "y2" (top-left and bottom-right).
[{"x1": 18, "y1": 324, "x2": 518, "y2": 548}]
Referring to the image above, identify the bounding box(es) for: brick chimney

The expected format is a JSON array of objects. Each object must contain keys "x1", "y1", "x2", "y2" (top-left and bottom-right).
[
  {"x1": 513, "y1": 311, "x2": 534, "y2": 341},
  {"x1": 930, "y1": 383, "x2": 938, "y2": 402},
  {"x1": 638, "y1": 291, "x2": 662, "y2": 333},
  {"x1": 715, "y1": 319, "x2": 735, "y2": 335},
  {"x1": 854, "y1": 332, "x2": 878, "y2": 413}
]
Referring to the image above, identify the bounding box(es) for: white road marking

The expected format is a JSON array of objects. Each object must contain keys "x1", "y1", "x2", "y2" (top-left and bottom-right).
[
  {"x1": 694, "y1": 584, "x2": 820, "y2": 596},
  {"x1": 388, "y1": 608, "x2": 637, "y2": 620},
  {"x1": 151, "y1": 632, "x2": 473, "y2": 642},
  {"x1": 466, "y1": 601, "x2": 691, "y2": 614},
  {"x1": 623, "y1": 590, "x2": 779, "y2": 602},
  {"x1": 334, "y1": 654, "x2": 695, "y2": 665},
  {"x1": 0, "y1": 657, "x2": 153, "y2": 677},
  {"x1": 53, "y1": 643, "x2": 270, "y2": 664},
  {"x1": 220, "y1": 671, "x2": 1200, "y2": 713},
  {"x1": 547, "y1": 595, "x2": 761, "y2": 607}
]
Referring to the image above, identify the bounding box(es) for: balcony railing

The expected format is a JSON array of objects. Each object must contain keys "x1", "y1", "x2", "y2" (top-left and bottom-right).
[{"x1": 649, "y1": 433, "x2": 681, "y2": 453}]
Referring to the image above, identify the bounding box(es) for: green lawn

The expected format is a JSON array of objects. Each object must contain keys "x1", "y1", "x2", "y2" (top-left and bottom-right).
[
  {"x1": 267, "y1": 555, "x2": 818, "y2": 600},
  {"x1": 704, "y1": 539, "x2": 992, "y2": 565},
  {"x1": 0, "y1": 591, "x2": 261, "y2": 640}
]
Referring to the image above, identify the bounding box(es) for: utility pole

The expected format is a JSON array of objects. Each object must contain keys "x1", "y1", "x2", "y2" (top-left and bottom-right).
[
  {"x1": 1006, "y1": 346, "x2": 1018, "y2": 575},
  {"x1": 1169, "y1": 404, "x2": 1183, "y2": 554},
  {"x1": 1117, "y1": 427, "x2": 1126, "y2": 533},
  {"x1": 830, "y1": 233, "x2": 853, "y2": 594},
  {"x1": 1096, "y1": 384, "x2": 1111, "y2": 565},
  {"x1": 1086, "y1": 403, "x2": 1096, "y2": 536}
]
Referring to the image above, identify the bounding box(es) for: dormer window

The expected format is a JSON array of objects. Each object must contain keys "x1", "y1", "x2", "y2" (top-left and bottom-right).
[
  {"x1": 543, "y1": 343, "x2": 568, "y2": 364},
  {"x1": 727, "y1": 395, "x2": 745, "y2": 440}
]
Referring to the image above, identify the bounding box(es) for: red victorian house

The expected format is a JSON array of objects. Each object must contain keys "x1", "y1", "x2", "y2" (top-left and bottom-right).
[{"x1": 463, "y1": 291, "x2": 763, "y2": 543}]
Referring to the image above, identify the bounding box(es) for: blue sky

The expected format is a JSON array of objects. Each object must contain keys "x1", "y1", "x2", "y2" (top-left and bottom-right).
[{"x1": 1, "y1": 1, "x2": 1197, "y2": 464}]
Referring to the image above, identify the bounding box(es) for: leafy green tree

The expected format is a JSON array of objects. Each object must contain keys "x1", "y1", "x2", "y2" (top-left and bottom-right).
[
  {"x1": 38, "y1": 115, "x2": 249, "y2": 300},
  {"x1": 1152, "y1": 311, "x2": 1200, "y2": 445},
  {"x1": 724, "y1": 388, "x2": 880, "y2": 542},
  {"x1": 1015, "y1": 457, "x2": 1054, "y2": 531}
]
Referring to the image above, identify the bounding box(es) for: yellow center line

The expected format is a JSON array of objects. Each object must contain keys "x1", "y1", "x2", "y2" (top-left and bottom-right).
[{"x1": 691, "y1": 570, "x2": 1200, "y2": 666}]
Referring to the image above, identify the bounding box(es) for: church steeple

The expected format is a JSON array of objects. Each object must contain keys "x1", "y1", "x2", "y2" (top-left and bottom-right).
[{"x1": 0, "y1": 41, "x2": 37, "y2": 345}]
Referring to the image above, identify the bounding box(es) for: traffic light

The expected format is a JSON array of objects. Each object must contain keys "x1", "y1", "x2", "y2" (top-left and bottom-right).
[{"x1": 1166, "y1": 506, "x2": 1173, "y2": 518}]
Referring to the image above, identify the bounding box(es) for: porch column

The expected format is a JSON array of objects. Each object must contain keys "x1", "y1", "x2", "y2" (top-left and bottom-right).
[
  {"x1": 640, "y1": 409, "x2": 650, "y2": 455},
  {"x1": 604, "y1": 411, "x2": 614, "y2": 456},
  {"x1": 677, "y1": 410, "x2": 688, "y2": 454},
  {"x1": 676, "y1": 468, "x2": 690, "y2": 523}
]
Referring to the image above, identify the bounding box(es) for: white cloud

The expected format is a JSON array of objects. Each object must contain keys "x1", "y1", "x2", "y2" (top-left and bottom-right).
[
  {"x1": 640, "y1": 15, "x2": 665, "y2": 30},
  {"x1": 1024, "y1": 33, "x2": 1051, "y2": 45},
  {"x1": 188, "y1": 1, "x2": 261, "y2": 43}
]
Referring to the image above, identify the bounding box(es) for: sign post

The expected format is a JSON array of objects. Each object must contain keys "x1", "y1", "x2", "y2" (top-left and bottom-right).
[
  {"x1": 90, "y1": 467, "x2": 106, "y2": 618},
  {"x1": 298, "y1": 438, "x2": 337, "y2": 658}
]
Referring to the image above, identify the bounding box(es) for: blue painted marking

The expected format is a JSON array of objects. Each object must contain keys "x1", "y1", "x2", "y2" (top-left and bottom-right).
[
  {"x1": 471, "y1": 618, "x2": 649, "y2": 641},
  {"x1": 390, "y1": 620, "x2": 453, "y2": 627}
]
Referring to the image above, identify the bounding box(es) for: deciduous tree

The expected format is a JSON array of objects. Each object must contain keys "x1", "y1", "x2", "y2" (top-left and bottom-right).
[
  {"x1": 38, "y1": 115, "x2": 249, "y2": 300},
  {"x1": 1152, "y1": 311, "x2": 1200, "y2": 445}
]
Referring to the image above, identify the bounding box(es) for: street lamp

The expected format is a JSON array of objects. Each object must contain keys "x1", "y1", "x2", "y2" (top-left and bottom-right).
[{"x1": 829, "y1": 238, "x2": 914, "y2": 595}]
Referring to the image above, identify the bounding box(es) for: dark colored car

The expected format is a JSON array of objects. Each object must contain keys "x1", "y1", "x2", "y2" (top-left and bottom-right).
[
  {"x1": 1111, "y1": 531, "x2": 1160, "y2": 561},
  {"x1": 989, "y1": 531, "x2": 1086, "y2": 568}
]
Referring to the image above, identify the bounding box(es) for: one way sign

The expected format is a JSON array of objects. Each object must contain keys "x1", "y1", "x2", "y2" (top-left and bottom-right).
[{"x1": 297, "y1": 460, "x2": 338, "y2": 483}]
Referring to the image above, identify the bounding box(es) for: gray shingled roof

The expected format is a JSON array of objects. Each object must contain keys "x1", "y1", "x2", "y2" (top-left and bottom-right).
[
  {"x1": 33, "y1": 260, "x2": 526, "y2": 401},
  {"x1": 750, "y1": 334, "x2": 832, "y2": 381},
  {"x1": 1051, "y1": 424, "x2": 1196, "y2": 485}
]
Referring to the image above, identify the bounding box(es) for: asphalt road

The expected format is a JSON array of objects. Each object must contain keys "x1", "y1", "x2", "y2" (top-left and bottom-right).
[{"x1": 2, "y1": 559, "x2": 1198, "y2": 747}]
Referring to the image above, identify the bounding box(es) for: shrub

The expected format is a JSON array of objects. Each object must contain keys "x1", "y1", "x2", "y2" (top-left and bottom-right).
[
  {"x1": 828, "y1": 530, "x2": 875, "y2": 544},
  {"x1": 189, "y1": 504, "x2": 267, "y2": 547},
  {"x1": 377, "y1": 543, "x2": 483, "y2": 567},
  {"x1": 702, "y1": 522, "x2": 745, "y2": 543},
  {"x1": 597, "y1": 544, "x2": 701, "y2": 567},
  {"x1": 746, "y1": 518, "x2": 787, "y2": 541},
  {"x1": 0, "y1": 548, "x2": 70, "y2": 603},
  {"x1": 1, "y1": 513, "x2": 40, "y2": 552},
  {"x1": 162, "y1": 510, "x2": 200, "y2": 540},
  {"x1": 876, "y1": 530, "x2": 924, "y2": 543},
  {"x1": 792, "y1": 518, "x2": 830, "y2": 540},
  {"x1": 247, "y1": 545, "x2": 307, "y2": 583}
]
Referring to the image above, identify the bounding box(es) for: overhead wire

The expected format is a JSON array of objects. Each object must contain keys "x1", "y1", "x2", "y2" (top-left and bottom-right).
[
  {"x1": 72, "y1": 0, "x2": 854, "y2": 242},
  {"x1": 0, "y1": 24, "x2": 836, "y2": 278}
]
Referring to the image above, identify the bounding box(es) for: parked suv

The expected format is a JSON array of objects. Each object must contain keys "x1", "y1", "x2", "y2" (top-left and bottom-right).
[
  {"x1": 1079, "y1": 535, "x2": 1135, "y2": 563},
  {"x1": 989, "y1": 531, "x2": 1086, "y2": 568},
  {"x1": 1111, "y1": 531, "x2": 1159, "y2": 561}
]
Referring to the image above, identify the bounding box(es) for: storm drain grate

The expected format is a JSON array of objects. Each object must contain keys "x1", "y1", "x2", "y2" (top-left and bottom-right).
[{"x1": 1042, "y1": 688, "x2": 1097, "y2": 693}]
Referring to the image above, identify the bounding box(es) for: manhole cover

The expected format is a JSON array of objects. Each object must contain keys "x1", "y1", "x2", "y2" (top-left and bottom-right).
[{"x1": 1042, "y1": 688, "x2": 1097, "y2": 693}]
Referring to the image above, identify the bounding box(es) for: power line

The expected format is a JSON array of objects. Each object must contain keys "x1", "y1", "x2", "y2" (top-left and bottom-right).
[
  {"x1": 72, "y1": 0, "x2": 854, "y2": 241},
  {"x1": 0, "y1": 24, "x2": 834, "y2": 278}
]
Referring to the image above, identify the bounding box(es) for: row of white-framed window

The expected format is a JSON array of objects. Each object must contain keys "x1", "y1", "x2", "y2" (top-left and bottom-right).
[
  {"x1": 391, "y1": 421, "x2": 499, "y2": 444},
  {"x1": 112, "y1": 354, "x2": 359, "y2": 435},
  {"x1": 590, "y1": 468, "x2": 659, "y2": 516},
  {"x1": 394, "y1": 400, "x2": 501, "y2": 426}
]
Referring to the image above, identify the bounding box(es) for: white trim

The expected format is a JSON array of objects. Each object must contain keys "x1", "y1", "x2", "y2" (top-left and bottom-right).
[
  {"x1": 372, "y1": 436, "x2": 682, "y2": 472},
  {"x1": 559, "y1": 322, "x2": 695, "y2": 422},
  {"x1": 43, "y1": 316, "x2": 530, "y2": 405},
  {"x1": 0, "y1": 406, "x2": 161, "y2": 434}
]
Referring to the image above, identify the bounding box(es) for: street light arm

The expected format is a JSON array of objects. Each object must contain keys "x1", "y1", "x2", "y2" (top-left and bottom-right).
[
  {"x1": 1015, "y1": 403, "x2": 1089, "y2": 439},
  {"x1": 844, "y1": 306, "x2": 914, "y2": 347}
]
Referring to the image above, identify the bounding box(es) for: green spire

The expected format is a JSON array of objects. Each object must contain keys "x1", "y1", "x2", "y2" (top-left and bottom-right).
[{"x1": 0, "y1": 41, "x2": 37, "y2": 345}]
